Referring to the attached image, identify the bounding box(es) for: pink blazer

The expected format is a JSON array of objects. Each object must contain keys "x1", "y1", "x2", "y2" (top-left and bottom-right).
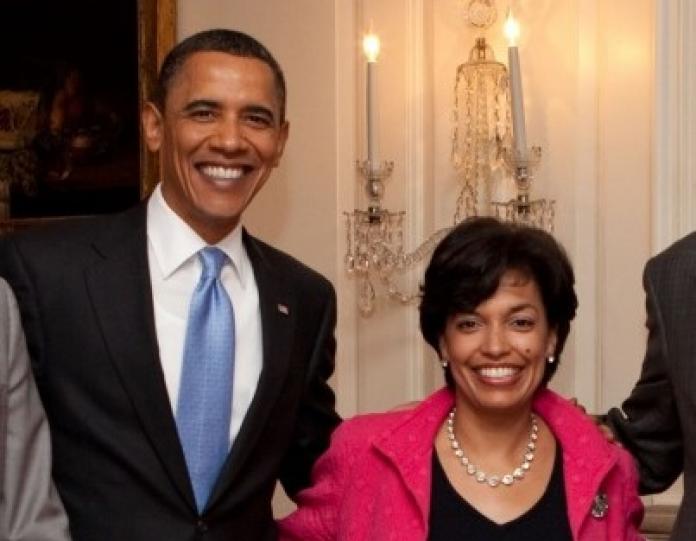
[{"x1": 278, "y1": 387, "x2": 644, "y2": 541}]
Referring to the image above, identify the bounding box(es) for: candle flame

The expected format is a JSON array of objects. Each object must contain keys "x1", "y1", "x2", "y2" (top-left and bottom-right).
[
  {"x1": 363, "y1": 34, "x2": 381, "y2": 63},
  {"x1": 504, "y1": 8, "x2": 521, "y2": 47}
]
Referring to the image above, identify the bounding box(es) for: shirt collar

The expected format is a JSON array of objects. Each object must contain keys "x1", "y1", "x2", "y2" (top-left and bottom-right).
[{"x1": 146, "y1": 184, "x2": 249, "y2": 287}]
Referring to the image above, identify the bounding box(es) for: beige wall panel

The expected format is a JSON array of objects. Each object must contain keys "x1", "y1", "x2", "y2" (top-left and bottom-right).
[{"x1": 596, "y1": 0, "x2": 653, "y2": 411}]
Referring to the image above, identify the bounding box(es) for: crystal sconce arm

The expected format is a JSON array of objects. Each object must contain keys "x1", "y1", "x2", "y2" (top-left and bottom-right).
[{"x1": 344, "y1": 159, "x2": 452, "y2": 316}]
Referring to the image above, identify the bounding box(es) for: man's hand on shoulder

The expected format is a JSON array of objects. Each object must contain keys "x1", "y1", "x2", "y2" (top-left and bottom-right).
[{"x1": 569, "y1": 397, "x2": 622, "y2": 447}]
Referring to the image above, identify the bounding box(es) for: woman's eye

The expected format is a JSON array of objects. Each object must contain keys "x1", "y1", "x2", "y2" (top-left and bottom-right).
[
  {"x1": 456, "y1": 318, "x2": 479, "y2": 331},
  {"x1": 510, "y1": 317, "x2": 535, "y2": 329}
]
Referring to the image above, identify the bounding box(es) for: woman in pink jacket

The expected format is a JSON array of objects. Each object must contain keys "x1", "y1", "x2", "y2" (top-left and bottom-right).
[{"x1": 279, "y1": 217, "x2": 644, "y2": 540}]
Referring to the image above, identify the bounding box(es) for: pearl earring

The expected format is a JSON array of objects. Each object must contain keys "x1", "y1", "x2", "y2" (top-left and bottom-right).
[
  {"x1": 441, "y1": 359, "x2": 449, "y2": 369},
  {"x1": 547, "y1": 355, "x2": 555, "y2": 364}
]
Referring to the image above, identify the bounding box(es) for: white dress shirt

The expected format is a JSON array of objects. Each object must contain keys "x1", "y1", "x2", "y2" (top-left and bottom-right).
[{"x1": 147, "y1": 185, "x2": 262, "y2": 447}]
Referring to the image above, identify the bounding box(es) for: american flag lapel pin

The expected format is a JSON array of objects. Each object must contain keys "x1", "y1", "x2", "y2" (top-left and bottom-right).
[{"x1": 277, "y1": 303, "x2": 290, "y2": 316}]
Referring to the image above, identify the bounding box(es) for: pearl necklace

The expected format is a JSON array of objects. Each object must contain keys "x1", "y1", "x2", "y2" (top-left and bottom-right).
[{"x1": 445, "y1": 408, "x2": 539, "y2": 488}]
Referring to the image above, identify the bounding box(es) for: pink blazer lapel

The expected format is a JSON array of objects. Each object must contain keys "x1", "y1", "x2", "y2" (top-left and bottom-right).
[
  {"x1": 371, "y1": 388, "x2": 454, "y2": 529},
  {"x1": 533, "y1": 389, "x2": 620, "y2": 538}
]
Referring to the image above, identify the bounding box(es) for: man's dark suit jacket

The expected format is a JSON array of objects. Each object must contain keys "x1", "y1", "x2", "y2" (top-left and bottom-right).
[
  {"x1": 607, "y1": 231, "x2": 696, "y2": 541},
  {"x1": 0, "y1": 203, "x2": 341, "y2": 541}
]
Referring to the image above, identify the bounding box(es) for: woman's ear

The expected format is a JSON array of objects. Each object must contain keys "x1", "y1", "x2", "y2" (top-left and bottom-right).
[
  {"x1": 546, "y1": 328, "x2": 558, "y2": 357},
  {"x1": 438, "y1": 336, "x2": 448, "y2": 361}
]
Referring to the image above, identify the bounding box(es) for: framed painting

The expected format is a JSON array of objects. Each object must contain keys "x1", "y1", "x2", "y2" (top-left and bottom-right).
[{"x1": 0, "y1": 0, "x2": 176, "y2": 233}]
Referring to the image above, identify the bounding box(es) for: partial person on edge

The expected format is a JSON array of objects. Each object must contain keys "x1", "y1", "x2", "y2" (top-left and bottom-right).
[
  {"x1": 0, "y1": 277, "x2": 70, "y2": 541},
  {"x1": 604, "y1": 230, "x2": 696, "y2": 540}
]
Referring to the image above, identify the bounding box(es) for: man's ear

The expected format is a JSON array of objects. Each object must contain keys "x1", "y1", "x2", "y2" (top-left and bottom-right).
[
  {"x1": 141, "y1": 102, "x2": 164, "y2": 152},
  {"x1": 271, "y1": 120, "x2": 290, "y2": 167}
]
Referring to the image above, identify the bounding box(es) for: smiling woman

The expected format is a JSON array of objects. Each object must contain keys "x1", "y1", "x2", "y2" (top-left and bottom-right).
[
  {"x1": 278, "y1": 217, "x2": 645, "y2": 541},
  {"x1": 437, "y1": 268, "x2": 557, "y2": 416}
]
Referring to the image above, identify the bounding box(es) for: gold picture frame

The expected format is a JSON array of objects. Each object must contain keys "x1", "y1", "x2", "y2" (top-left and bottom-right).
[{"x1": 0, "y1": 0, "x2": 176, "y2": 234}]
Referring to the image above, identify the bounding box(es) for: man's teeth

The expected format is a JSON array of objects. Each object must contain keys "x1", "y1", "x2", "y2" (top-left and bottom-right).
[
  {"x1": 477, "y1": 366, "x2": 519, "y2": 378},
  {"x1": 201, "y1": 165, "x2": 244, "y2": 179}
]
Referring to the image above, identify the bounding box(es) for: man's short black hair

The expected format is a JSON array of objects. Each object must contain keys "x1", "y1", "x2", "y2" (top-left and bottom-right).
[{"x1": 154, "y1": 28, "x2": 286, "y2": 122}]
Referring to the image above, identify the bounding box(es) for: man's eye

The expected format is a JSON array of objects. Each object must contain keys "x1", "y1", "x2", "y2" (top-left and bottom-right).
[
  {"x1": 190, "y1": 109, "x2": 215, "y2": 121},
  {"x1": 245, "y1": 113, "x2": 273, "y2": 127}
]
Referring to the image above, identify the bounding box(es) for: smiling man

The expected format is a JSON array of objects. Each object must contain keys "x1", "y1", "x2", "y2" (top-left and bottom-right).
[{"x1": 0, "y1": 30, "x2": 340, "y2": 541}]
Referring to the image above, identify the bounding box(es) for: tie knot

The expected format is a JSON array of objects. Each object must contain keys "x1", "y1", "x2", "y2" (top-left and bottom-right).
[{"x1": 198, "y1": 247, "x2": 228, "y2": 279}]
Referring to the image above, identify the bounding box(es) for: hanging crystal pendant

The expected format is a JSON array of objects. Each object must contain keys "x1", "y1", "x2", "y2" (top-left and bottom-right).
[{"x1": 452, "y1": 37, "x2": 511, "y2": 222}]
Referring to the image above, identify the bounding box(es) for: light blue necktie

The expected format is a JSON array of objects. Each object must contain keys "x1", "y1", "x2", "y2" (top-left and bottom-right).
[{"x1": 176, "y1": 247, "x2": 235, "y2": 513}]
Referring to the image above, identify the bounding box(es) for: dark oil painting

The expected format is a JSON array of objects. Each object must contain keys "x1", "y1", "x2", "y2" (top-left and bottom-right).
[{"x1": 0, "y1": 0, "x2": 140, "y2": 220}]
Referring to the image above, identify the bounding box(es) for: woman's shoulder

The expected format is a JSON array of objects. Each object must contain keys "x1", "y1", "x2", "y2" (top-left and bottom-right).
[
  {"x1": 313, "y1": 409, "x2": 413, "y2": 472},
  {"x1": 534, "y1": 388, "x2": 602, "y2": 432},
  {"x1": 334, "y1": 407, "x2": 418, "y2": 444},
  {"x1": 332, "y1": 388, "x2": 452, "y2": 451}
]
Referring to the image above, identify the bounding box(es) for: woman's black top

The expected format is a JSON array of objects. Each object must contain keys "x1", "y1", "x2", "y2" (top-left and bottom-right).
[{"x1": 428, "y1": 444, "x2": 573, "y2": 540}]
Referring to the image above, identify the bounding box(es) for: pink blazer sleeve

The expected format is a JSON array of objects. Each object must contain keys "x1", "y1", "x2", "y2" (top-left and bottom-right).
[{"x1": 277, "y1": 421, "x2": 355, "y2": 541}]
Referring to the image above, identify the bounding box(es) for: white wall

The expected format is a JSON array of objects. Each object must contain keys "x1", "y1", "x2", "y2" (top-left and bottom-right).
[{"x1": 178, "y1": 0, "x2": 692, "y2": 511}]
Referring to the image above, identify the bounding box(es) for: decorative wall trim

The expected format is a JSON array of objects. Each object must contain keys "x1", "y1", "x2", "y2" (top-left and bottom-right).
[
  {"x1": 641, "y1": 504, "x2": 678, "y2": 540},
  {"x1": 334, "y1": 0, "x2": 359, "y2": 417},
  {"x1": 653, "y1": 0, "x2": 696, "y2": 252},
  {"x1": 572, "y1": 0, "x2": 601, "y2": 412},
  {"x1": 404, "y1": 0, "x2": 432, "y2": 400}
]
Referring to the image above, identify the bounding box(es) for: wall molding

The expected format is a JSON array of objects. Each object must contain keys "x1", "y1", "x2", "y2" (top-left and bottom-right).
[
  {"x1": 572, "y1": 0, "x2": 601, "y2": 412},
  {"x1": 333, "y1": 0, "x2": 359, "y2": 417},
  {"x1": 404, "y1": 0, "x2": 432, "y2": 400},
  {"x1": 653, "y1": 0, "x2": 696, "y2": 252}
]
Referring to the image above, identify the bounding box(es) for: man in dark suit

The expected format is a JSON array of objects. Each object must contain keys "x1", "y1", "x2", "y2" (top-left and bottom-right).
[
  {"x1": 606, "y1": 233, "x2": 696, "y2": 540},
  {"x1": 0, "y1": 29, "x2": 340, "y2": 541}
]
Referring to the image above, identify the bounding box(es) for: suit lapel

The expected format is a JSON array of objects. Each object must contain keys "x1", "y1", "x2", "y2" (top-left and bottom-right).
[
  {"x1": 207, "y1": 231, "x2": 295, "y2": 508},
  {"x1": 83, "y1": 205, "x2": 195, "y2": 509}
]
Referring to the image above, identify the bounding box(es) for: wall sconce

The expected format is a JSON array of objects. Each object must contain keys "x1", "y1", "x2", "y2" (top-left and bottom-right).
[
  {"x1": 453, "y1": 4, "x2": 554, "y2": 230},
  {"x1": 344, "y1": 33, "x2": 451, "y2": 316},
  {"x1": 345, "y1": 3, "x2": 553, "y2": 316},
  {"x1": 492, "y1": 8, "x2": 554, "y2": 230}
]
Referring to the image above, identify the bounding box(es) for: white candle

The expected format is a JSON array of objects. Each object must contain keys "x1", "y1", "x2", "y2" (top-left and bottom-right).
[
  {"x1": 504, "y1": 10, "x2": 527, "y2": 159},
  {"x1": 363, "y1": 34, "x2": 380, "y2": 169}
]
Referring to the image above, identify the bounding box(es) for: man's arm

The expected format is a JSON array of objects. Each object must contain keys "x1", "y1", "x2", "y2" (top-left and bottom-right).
[
  {"x1": 0, "y1": 279, "x2": 71, "y2": 541},
  {"x1": 279, "y1": 281, "x2": 341, "y2": 497},
  {"x1": 606, "y1": 260, "x2": 683, "y2": 494}
]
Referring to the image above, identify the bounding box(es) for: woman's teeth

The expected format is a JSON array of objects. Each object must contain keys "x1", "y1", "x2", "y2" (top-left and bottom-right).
[{"x1": 477, "y1": 366, "x2": 519, "y2": 378}]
